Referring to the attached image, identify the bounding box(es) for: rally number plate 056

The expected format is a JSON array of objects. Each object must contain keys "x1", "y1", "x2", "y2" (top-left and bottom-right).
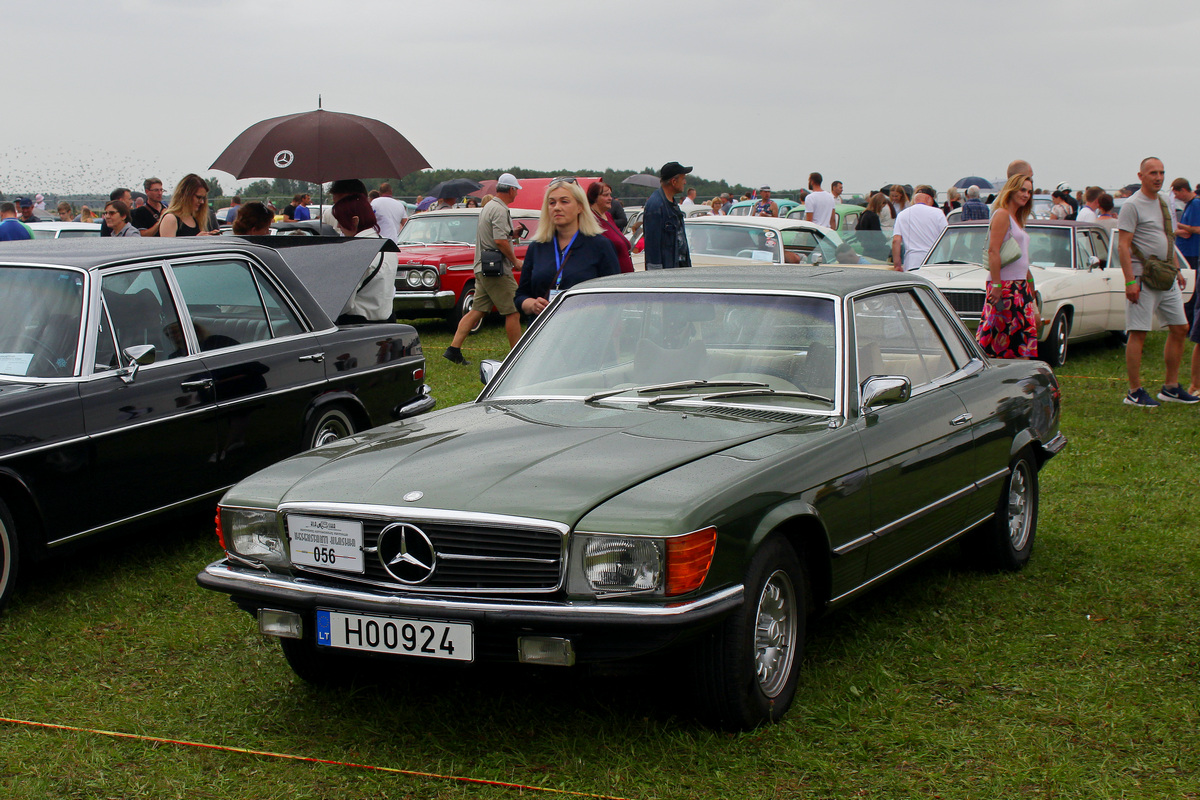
[
  {"x1": 287, "y1": 515, "x2": 364, "y2": 573},
  {"x1": 317, "y1": 609, "x2": 474, "y2": 662}
]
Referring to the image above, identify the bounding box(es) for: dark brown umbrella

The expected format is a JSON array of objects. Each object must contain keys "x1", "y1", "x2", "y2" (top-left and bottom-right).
[{"x1": 210, "y1": 108, "x2": 431, "y2": 184}]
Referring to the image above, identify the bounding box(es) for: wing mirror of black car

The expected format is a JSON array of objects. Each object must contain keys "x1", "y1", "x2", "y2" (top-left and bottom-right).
[
  {"x1": 860, "y1": 375, "x2": 911, "y2": 410},
  {"x1": 118, "y1": 344, "x2": 156, "y2": 384},
  {"x1": 480, "y1": 359, "x2": 501, "y2": 386}
]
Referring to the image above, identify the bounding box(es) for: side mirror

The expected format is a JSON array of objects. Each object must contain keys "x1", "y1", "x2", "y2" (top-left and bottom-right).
[
  {"x1": 859, "y1": 375, "x2": 911, "y2": 410},
  {"x1": 480, "y1": 359, "x2": 501, "y2": 386},
  {"x1": 1088, "y1": 255, "x2": 1102, "y2": 269},
  {"x1": 119, "y1": 344, "x2": 156, "y2": 384}
]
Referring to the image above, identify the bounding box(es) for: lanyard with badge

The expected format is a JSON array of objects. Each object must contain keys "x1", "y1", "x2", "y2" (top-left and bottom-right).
[{"x1": 548, "y1": 231, "x2": 578, "y2": 302}]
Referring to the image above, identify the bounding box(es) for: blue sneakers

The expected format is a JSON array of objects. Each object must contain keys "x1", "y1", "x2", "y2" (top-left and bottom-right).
[
  {"x1": 1157, "y1": 384, "x2": 1200, "y2": 404},
  {"x1": 1124, "y1": 387, "x2": 1160, "y2": 407}
]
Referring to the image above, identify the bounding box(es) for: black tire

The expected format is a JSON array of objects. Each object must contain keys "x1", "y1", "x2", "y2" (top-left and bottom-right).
[
  {"x1": 303, "y1": 406, "x2": 356, "y2": 451},
  {"x1": 0, "y1": 499, "x2": 18, "y2": 611},
  {"x1": 279, "y1": 637, "x2": 369, "y2": 687},
  {"x1": 969, "y1": 450, "x2": 1039, "y2": 571},
  {"x1": 448, "y1": 282, "x2": 484, "y2": 334},
  {"x1": 692, "y1": 536, "x2": 807, "y2": 730},
  {"x1": 1040, "y1": 311, "x2": 1069, "y2": 367}
]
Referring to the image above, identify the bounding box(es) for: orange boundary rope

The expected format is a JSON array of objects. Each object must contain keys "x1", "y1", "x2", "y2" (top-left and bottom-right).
[{"x1": 0, "y1": 716, "x2": 638, "y2": 800}]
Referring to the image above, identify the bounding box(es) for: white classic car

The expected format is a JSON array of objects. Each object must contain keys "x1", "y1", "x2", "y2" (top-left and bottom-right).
[
  {"x1": 631, "y1": 216, "x2": 859, "y2": 271},
  {"x1": 920, "y1": 220, "x2": 1194, "y2": 366},
  {"x1": 25, "y1": 221, "x2": 102, "y2": 239}
]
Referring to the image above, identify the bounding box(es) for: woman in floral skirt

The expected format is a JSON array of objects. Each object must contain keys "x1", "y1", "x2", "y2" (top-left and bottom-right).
[{"x1": 977, "y1": 173, "x2": 1039, "y2": 359}]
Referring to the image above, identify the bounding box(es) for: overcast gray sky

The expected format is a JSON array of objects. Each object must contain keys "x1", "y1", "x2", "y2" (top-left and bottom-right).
[{"x1": 5, "y1": 0, "x2": 1200, "y2": 196}]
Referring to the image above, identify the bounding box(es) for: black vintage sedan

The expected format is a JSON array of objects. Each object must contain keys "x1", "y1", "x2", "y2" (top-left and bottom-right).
[
  {"x1": 198, "y1": 266, "x2": 1065, "y2": 729},
  {"x1": 0, "y1": 237, "x2": 433, "y2": 610}
]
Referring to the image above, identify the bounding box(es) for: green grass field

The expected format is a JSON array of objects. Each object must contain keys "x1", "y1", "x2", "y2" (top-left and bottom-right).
[{"x1": 1, "y1": 320, "x2": 1197, "y2": 799}]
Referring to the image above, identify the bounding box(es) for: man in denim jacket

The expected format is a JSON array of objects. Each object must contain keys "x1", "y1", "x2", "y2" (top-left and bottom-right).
[{"x1": 643, "y1": 162, "x2": 693, "y2": 270}]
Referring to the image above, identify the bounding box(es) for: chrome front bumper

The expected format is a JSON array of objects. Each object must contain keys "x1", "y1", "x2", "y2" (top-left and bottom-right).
[
  {"x1": 197, "y1": 559, "x2": 743, "y2": 629},
  {"x1": 393, "y1": 290, "x2": 456, "y2": 313}
]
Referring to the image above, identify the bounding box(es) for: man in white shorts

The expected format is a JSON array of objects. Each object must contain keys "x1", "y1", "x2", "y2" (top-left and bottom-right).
[{"x1": 1118, "y1": 157, "x2": 1197, "y2": 407}]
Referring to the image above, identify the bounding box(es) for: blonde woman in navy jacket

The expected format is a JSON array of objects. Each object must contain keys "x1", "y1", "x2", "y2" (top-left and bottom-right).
[{"x1": 516, "y1": 178, "x2": 620, "y2": 316}]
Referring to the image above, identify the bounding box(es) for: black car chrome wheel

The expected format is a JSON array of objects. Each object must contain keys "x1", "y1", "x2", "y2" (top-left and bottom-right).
[
  {"x1": 968, "y1": 450, "x2": 1039, "y2": 572},
  {"x1": 693, "y1": 536, "x2": 807, "y2": 730},
  {"x1": 304, "y1": 407, "x2": 356, "y2": 450},
  {"x1": 449, "y1": 282, "x2": 484, "y2": 334},
  {"x1": 0, "y1": 499, "x2": 18, "y2": 611}
]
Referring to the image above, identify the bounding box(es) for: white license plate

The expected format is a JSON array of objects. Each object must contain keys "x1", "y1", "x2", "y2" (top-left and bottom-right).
[
  {"x1": 288, "y1": 515, "x2": 364, "y2": 573},
  {"x1": 317, "y1": 609, "x2": 473, "y2": 662}
]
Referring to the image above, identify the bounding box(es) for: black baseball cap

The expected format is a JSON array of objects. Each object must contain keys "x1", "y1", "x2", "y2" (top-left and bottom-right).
[{"x1": 659, "y1": 162, "x2": 693, "y2": 181}]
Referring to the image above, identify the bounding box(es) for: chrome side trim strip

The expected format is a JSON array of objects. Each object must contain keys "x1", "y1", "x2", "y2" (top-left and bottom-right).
[
  {"x1": 975, "y1": 467, "x2": 1010, "y2": 488},
  {"x1": 832, "y1": 532, "x2": 875, "y2": 557},
  {"x1": 829, "y1": 512, "x2": 995, "y2": 605},
  {"x1": 872, "y1": 483, "x2": 977, "y2": 538},
  {"x1": 48, "y1": 486, "x2": 231, "y2": 546}
]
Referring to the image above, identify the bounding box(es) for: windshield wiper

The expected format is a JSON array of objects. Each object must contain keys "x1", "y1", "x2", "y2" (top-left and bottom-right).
[
  {"x1": 584, "y1": 379, "x2": 768, "y2": 403},
  {"x1": 434, "y1": 240, "x2": 472, "y2": 246},
  {"x1": 693, "y1": 388, "x2": 833, "y2": 404},
  {"x1": 932, "y1": 259, "x2": 972, "y2": 265}
]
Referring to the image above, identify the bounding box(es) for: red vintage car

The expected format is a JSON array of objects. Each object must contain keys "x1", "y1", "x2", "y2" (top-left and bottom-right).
[{"x1": 391, "y1": 208, "x2": 541, "y2": 330}]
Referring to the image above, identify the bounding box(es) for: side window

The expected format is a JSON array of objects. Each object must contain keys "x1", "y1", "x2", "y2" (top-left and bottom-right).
[
  {"x1": 257, "y1": 273, "x2": 304, "y2": 338},
  {"x1": 1090, "y1": 231, "x2": 1109, "y2": 264},
  {"x1": 853, "y1": 291, "x2": 958, "y2": 390},
  {"x1": 98, "y1": 267, "x2": 184, "y2": 368},
  {"x1": 1075, "y1": 233, "x2": 1093, "y2": 270},
  {"x1": 171, "y1": 260, "x2": 277, "y2": 352},
  {"x1": 914, "y1": 288, "x2": 972, "y2": 367}
]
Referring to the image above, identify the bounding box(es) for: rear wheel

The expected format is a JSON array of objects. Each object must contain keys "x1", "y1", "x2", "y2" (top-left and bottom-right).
[
  {"x1": 1040, "y1": 311, "x2": 1070, "y2": 367},
  {"x1": 303, "y1": 406, "x2": 356, "y2": 450},
  {"x1": 692, "y1": 536, "x2": 807, "y2": 730},
  {"x1": 968, "y1": 450, "x2": 1039, "y2": 571},
  {"x1": 0, "y1": 499, "x2": 19, "y2": 611}
]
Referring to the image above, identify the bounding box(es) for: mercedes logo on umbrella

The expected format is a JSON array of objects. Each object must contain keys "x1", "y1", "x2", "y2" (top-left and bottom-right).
[
  {"x1": 273, "y1": 150, "x2": 295, "y2": 168},
  {"x1": 377, "y1": 523, "x2": 436, "y2": 584}
]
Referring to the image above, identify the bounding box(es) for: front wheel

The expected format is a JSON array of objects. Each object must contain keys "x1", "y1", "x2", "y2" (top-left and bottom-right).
[
  {"x1": 1040, "y1": 311, "x2": 1069, "y2": 367},
  {"x1": 692, "y1": 536, "x2": 807, "y2": 730},
  {"x1": 0, "y1": 499, "x2": 19, "y2": 611},
  {"x1": 448, "y1": 282, "x2": 484, "y2": 334},
  {"x1": 303, "y1": 406, "x2": 356, "y2": 451},
  {"x1": 968, "y1": 450, "x2": 1039, "y2": 571}
]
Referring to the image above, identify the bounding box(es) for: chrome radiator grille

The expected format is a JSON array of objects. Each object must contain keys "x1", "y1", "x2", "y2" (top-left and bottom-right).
[{"x1": 941, "y1": 290, "x2": 986, "y2": 318}]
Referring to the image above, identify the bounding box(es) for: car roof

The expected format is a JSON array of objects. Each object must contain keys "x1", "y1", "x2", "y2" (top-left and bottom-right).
[
  {"x1": 26, "y1": 221, "x2": 102, "y2": 231},
  {"x1": 575, "y1": 264, "x2": 924, "y2": 298},
  {"x1": 687, "y1": 215, "x2": 834, "y2": 233},
  {"x1": 414, "y1": 207, "x2": 540, "y2": 218},
  {"x1": 0, "y1": 236, "x2": 297, "y2": 269}
]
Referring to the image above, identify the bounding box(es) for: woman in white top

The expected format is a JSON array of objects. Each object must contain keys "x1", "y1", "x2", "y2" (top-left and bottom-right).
[
  {"x1": 331, "y1": 193, "x2": 398, "y2": 324},
  {"x1": 976, "y1": 173, "x2": 1039, "y2": 359}
]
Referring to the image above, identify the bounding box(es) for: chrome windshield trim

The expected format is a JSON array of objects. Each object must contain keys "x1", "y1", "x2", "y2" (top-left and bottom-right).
[{"x1": 200, "y1": 559, "x2": 744, "y2": 621}]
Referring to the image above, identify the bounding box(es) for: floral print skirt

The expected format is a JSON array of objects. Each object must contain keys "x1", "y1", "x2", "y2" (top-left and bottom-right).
[{"x1": 976, "y1": 279, "x2": 1038, "y2": 359}]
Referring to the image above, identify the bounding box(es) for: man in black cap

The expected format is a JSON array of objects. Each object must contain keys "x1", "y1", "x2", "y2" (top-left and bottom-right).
[{"x1": 642, "y1": 161, "x2": 693, "y2": 270}]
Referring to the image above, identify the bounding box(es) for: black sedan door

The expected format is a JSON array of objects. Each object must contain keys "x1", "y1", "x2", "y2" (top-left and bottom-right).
[
  {"x1": 78, "y1": 266, "x2": 223, "y2": 533},
  {"x1": 850, "y1": 290, "x2": 979, "y2": 579},
  {"x1": 168, "y1": 258, "x2": 326, "y2": 481}
]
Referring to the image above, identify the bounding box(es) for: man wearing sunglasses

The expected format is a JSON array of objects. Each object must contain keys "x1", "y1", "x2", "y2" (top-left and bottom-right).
[{"x1": 643, "y1": 161, "x2": 693, "y2": 270}]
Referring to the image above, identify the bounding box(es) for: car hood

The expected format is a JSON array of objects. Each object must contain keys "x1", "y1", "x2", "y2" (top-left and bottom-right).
[
  {"x1": 233, "y1": 400, "x2": 809, "y2": 526},
  {"x1": 921, "y1": 262, "x2": 1051, "y2": 288},
  {"x1": 394, "y1": 243, "x2": 474, "y2": 263}
]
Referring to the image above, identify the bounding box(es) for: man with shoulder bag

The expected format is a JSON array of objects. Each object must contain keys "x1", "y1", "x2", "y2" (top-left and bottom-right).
[
  {"x1": 1117, "y1": 157, "x2": 1197, "y2": 407},
  {"x1": 444, "y1": 173, "x2": 525, "y2": 365}
]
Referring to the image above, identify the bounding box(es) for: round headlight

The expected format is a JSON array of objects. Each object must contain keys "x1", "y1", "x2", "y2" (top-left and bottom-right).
[
  {"x1": 421, "y1": 270, "x2": 437, "y2": 288},
  {"x1": 406, "y1": 270, "x2": 424, "y2": 288}
]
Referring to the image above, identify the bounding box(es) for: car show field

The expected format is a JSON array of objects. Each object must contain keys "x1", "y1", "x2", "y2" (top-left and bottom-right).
[{"x1": 1, "y1": 308, "x2": 1197, "y2": 798}]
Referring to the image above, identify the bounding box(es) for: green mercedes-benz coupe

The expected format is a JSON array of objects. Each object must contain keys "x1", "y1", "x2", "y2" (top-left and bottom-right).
[{"x1": 198, "y1": 265, "x2": 1065, "y2": 730}]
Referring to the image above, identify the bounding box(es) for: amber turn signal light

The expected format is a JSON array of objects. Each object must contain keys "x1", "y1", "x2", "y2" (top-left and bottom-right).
[{"x1": 665, "y1": 526, "x2": 717, "y2": 596}]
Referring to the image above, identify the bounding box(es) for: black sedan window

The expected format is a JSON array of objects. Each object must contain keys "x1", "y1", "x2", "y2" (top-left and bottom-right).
[
  {"x1": 97, "y1": 268, "x2": 185, "y2": 369},
  {"x1": 0, "y1": 267, "x2": 85, "y2": 378},
  {"x1": 853, "y1": 291, "x2": 958, "y2": 389},
  {"x1": 171, "y1": 260, "x2": 302, "y2": 351}
]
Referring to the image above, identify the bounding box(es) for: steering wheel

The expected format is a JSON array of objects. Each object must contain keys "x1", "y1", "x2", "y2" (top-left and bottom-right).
[{"x1": 0, "y1": 335, "x2": 63, "y2": 377}]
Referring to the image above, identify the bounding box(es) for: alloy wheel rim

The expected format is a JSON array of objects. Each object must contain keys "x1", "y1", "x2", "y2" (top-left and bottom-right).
[
  {"x1": 754, "y1": 569, "x2": 797, "y2": 697},
  {"x1": 1007, "y1": 463, "x2": 1031, "y2": 550},
  {"x1": 1055, "y1": 317, "x2": 1068, "y2": 363}
]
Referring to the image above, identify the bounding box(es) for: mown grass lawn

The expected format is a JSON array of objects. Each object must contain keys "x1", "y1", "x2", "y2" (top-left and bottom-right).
[{"x1": 0, "y1": 321, "x2": 1197, "y2": 799}]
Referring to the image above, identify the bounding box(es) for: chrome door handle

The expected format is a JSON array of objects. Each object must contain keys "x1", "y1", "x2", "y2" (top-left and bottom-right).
[
  {"x1": 181, "y1": 378, "x2": 214, "y2": 391},
  {"x1": 299, "y1": 353, "x2": 325, "y2": 363},
  {"x1": 950, "y1": 413, "x2": 973, "y2": 426}
]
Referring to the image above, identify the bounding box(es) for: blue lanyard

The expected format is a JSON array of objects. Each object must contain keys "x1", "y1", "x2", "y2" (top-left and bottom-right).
[{"x1": 553, "y1": 231, "x2": 579, "y2": 289}]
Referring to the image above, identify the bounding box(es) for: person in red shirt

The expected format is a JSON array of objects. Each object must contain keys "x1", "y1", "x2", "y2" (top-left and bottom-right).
[{"x1": 587, "y1": 181, "x2": 634, "y2": 273}]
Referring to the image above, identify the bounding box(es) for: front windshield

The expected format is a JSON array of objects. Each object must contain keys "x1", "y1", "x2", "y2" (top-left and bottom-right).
[
  {"x1": 0, "y1": 266, "x2": 85, "y2": 378},
  {"x1": 926, "y1": 225, "x2": 1073, "y2": 268},
  {"x1": 489, "y1": 291, "x2": 838, "y2": 410},
  {"x1": 686, "y1": 224, "x2": 782, "y2": 262},
  {"x1": 396, "y1": 213, "x2": 479, "y2": 245}
]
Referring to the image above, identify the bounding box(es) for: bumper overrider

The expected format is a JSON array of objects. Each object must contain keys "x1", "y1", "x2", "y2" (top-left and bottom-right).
[
  {"x1": 197, "y1": 560, "x2": 744, "y2": 663},
  {"x1": 392, "y1": 289, "x2": 456, "y2": 314}
]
